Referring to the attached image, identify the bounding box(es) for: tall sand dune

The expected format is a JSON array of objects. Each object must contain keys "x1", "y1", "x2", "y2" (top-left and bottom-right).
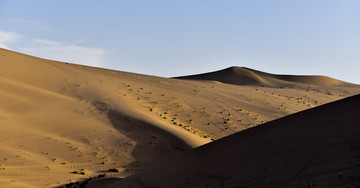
[
  {"x1": 93, "y1": 94, "x2": 360, "y2": 188},
  {"x1": 0, "y1": 48, "x2": 359, "y2": 187},
  {"x1": 176, "y1": 66, "x2": 354, "y2": 87}
]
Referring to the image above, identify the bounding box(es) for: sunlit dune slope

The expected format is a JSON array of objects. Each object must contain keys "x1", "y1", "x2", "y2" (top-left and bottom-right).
[
  {"x1": 0, "y1": 48, "x2": 208, "y2": 187},
  {"x1": 0, "y1": 48, "x2": 359, "y2": 187},
  {"x1": 176, "y1": 66, "x2": 353, "y2": 87},
  {"x1": 94, "y1": 94, "x2": 360, "y2": 188}
]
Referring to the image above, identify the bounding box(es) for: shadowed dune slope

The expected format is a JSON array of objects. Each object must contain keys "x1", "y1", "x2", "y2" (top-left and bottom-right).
[
  {"x1": 176, "y1": 66, "x2": 353, "y2": 87},
  {"x1": 94, "y1": 94, "x2": 360, "y2": 188},
  {"x1": 1, "y1": 47, "x2": 359, "y2": 187},
  {"x1": 0, "y1": 48, "x2": 209, "y2": 187}
]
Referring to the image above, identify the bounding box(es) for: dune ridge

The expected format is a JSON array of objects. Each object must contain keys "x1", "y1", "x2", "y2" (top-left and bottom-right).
[
  {"x1": 176, "y1": 66, "x2": 353, "y2": 87},
  {"x1": 0, "y1": 48, "x2": 359, "y2": 187},
  {"x1": 0, "y1": 48, "x2": 209, "y2": 187},
  {"x1": 94, "y1": 94, "x2": 360, "y2": 188}
]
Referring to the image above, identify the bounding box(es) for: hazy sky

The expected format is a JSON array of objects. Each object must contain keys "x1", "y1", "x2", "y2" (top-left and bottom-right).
[{"x1": 0, "y1": 0, "x2": 359, "y2": 83}]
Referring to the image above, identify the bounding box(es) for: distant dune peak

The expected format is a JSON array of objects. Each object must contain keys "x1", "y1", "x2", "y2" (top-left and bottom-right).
[{"x1": 175, "y1": 66, "x2": 352, "y2": 87}]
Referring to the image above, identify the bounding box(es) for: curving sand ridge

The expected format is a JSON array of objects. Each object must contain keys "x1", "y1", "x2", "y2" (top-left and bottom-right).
[
  {"x1": 0, "y1": 47, "x2": 208, "y2": 147},
  {"x1": 0, "y1": 48, "x2": 359, "y2": 187},
  {"x1": 176, "y1": 66, "x2": 353, "y2": 87},
  {"x1": 92, "y1": 94, "x2": 360, "y2": 188},
  {"x1": 0, "y1": 48, "x2": 209, "y2": 187}
]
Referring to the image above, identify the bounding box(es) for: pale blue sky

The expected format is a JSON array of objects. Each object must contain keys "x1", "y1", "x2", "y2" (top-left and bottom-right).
[{"x1": 0, "y1": 0, "x2": 359, "y2": 83}]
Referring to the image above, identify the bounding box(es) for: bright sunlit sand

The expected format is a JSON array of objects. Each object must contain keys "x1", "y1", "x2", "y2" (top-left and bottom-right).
[
  {"x1": 1, "y1": 2, "x2": 360, "y2": 187},
  {"x1": 0, "y1": 48, "x2": 359, "y2": 187}
]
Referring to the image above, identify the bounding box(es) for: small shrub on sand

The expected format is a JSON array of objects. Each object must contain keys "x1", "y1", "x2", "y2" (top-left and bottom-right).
[
  {"x1": 108, "y1": 168, "x2": 120, "y2": 173},
  {"x1": 98, "y1": 174, "x2": 106, "y2": 177},
  {"x1": 72, "y1": 169, "x2": 86, "y2": 175}
]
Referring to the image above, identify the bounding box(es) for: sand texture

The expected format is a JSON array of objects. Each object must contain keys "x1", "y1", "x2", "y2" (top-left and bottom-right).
[
  {"x1": 0, "y1": 48, "x2": 359, "y2": 187},
  {"x1": 175, "y1": 66, "x2": 353, "y2": 87},
  {"x1": 90, "y1": 94, "x2": 360, "y2": 188}
]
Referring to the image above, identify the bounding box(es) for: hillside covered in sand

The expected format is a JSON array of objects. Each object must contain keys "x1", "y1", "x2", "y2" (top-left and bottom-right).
[
  {"x1": 176, "y1": 66, "x2": 353, "y2": 87},
  {"x1": 94, "y1": 94, "x2": 360, "y2": 188},
  {"x1": 0, "y1": 48, "x2": 359, "y2": 187}
]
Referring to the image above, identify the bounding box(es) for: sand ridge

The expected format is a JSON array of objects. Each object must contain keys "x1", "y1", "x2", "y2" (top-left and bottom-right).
[
  {"x1": 95, "y1": 94, "x2": 360, "y2": 187},
  {"x1": 176, "y1": 66, "x2": 353, "y2": 87},
  {"x1": 0, "y1": 48, "x2": 359, "y2": 187}
]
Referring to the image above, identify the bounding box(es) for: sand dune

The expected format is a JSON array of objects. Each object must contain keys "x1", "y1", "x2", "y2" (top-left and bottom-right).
[
  {"x1": 0, "y1": 48, "x2": 208, "y2": 187},
  {"x1": 92, "y1": 94, "x2": 360, "y2": 188},
  {"x1": 176, "y1": 66, "x2": 353, "y2": 87},
  {"x1": 0, "y1": 48, "x2": 359, "y2": 187}
]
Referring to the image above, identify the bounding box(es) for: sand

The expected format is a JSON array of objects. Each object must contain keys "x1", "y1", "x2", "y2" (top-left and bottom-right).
[
  {"x1": 176, "y1": 66, "x2": 352, "y2": 87},
  {"x1": 0, "y1": 48, "x2": 359, "y2": 187},
  {"x1": 89, "y1": 94, "x2": 360, "y2": 188}
]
